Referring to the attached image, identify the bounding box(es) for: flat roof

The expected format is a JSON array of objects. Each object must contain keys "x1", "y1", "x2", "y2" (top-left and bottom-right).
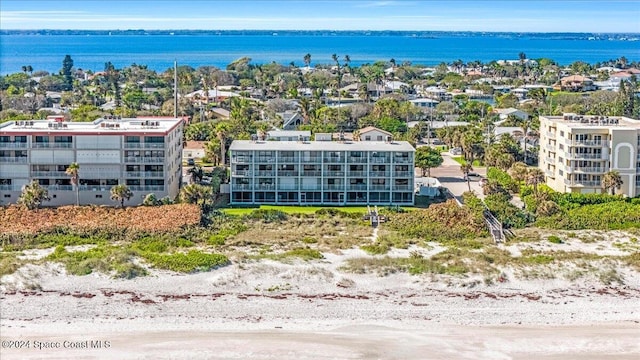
[
  {"x1": 541, "y1": 115, "x2": 640, "y2": 130},
  {"x1": 0, "y1": 117, "x2": 183, "y2": 136},
  {"x1": 230, "y1": 140, "x2": 415, "y2": 152}
]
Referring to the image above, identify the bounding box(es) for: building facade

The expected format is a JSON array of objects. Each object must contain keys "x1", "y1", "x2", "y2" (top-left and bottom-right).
[
  {"x1": 229, "y1": 139, "x2": 416, "y2": 205},
  {"x1": 0, "y1": 117, "x2": 184, "y2": 206},
  {"x1": 539, "y1": 114, "x2": 640, "y2": 197}
]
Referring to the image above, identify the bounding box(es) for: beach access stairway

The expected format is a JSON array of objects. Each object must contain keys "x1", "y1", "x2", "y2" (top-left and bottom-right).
[{"x1": 442, "y1": 187, "x2": 507, "y2": 244}]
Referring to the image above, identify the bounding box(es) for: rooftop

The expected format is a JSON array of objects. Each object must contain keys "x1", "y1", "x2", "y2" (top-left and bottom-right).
[
  {"x1": 230, "y1": 140, "x2": 415, "y2": 152},
  {"x1": 542, "y1": 114, "x2": 640, "y2": 129},
  {"x1": 0, "y1": 116, "x2": 183, "y2": 135}
]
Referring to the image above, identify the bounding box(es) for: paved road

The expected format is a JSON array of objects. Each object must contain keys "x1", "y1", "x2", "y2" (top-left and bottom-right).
[{"x1": 427, "y1": 152, "x2": 486, "y2": 204}]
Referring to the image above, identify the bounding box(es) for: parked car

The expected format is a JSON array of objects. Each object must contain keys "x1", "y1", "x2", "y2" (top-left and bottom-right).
[
  {"x1": 187, "y1": 158, "x2": 195, "y2": 166},
  {"x1": 450, "y1": 147, "x2": 462, "y2": 155},
  {"x1": 464, "y1": 172, "x2": 481, "y2": 181}
]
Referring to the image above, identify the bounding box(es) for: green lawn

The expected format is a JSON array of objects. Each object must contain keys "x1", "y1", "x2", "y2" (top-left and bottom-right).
[
  {"x1": 222, "y1": 205, "x2": 414, "y2": 216},
  {"x1": 451, "y1": 156, "x2": 482, "y2": 167}
]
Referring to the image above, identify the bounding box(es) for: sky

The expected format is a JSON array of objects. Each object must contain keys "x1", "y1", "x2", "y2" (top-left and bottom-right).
[{"x1": 1, "y1": 0, "x2": 639, "y2": 33}]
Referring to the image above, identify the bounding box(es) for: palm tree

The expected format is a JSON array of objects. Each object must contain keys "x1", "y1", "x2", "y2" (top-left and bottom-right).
[
  {"x1": 179, "y1": 183, "x2": 214, "y2": 205},
  {"x1": 188, "y1": 165, "x2": 204, "y2": 184},
  {"x1": 514, "y1": 116, "x2": 532, "y2": 164},
  {"x1": 460, "y1": 163, "x2": 474, "y2": 192},
  {"x1": 304, "y1": 53, "x2": 311, "y2": 68},
  {"x1": 215, "y1": 122, "x2": 231, "y2": 167},
  {"x1": 65, "y1": 162, "x2": 80, "y2": 206},
  {"x1": 110, "y1": 184, "x2": 133, "y2": 208},
  {"x1": 526, "y1": 168, "x2": 545, "y2": 197},
  {"x1": 602, "y1": 171, "x2": 623, "y2": 195},
  {"x1": 508, "y1": 162, "x2": 529, "y2": 183},
  {"x1": 18, "y1": 180, "x2": 51, "y2": 210}
]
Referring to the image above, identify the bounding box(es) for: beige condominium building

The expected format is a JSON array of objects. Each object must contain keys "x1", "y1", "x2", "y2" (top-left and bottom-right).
[
  {"x1": 539, "y1": 114, "x2": 640, "y2": 197},
  {"x1": 0, "y1": 116, "x2": 184, "y2": 206},
  {"x1": 228, "y1": 137, "x2": 416, "y2": 205}
]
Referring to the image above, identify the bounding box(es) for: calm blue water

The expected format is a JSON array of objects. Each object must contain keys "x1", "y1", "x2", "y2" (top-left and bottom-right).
[{"x1": 1, "y1": 33, "x2": 638, "y2": 75}]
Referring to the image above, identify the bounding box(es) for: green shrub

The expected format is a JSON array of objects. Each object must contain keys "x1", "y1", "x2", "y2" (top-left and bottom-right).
[
  {"x1": 547, "y1": 235, "x2": 563, "y2": 244},
  {"x1": 487, "y1": 167, "x2": 519, "y2": 193},
  {"x1": 245, "y1": 209, "x2": 288, "y2": 222},
  {"x1": 0, "y1": 252, "x2": 22, "y2": 276},
  {"x1": 361, "y1": 243, "x2": 390, "y2": 255},
  {"x1": 141, "y1": 250, "x2": 229, "y2": 273},
  {"x1": 484, "y1": 193, "x2": 532, "y2": 229},
  {"x1": 522, "y1": 254, "x2": 554, "y2": 265},
  {"x1": 47, "y1": 245, "x2": 134, "y2": 276},
  {"x1": 536, "y1": 202, "x2": 640, "y2": 230},
  {"x1": 114, "y1": 263, "x2": 148, "y2": 279}
]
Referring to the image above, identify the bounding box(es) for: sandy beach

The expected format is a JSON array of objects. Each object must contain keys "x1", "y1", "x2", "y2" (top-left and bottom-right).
[{"x1": 2, "y1": 238, "x2": 640, "y2": 360}]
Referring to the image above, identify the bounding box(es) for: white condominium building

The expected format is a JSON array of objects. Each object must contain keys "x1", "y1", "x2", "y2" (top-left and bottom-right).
[
  {"x1": 0, "y1": 117, "x2": 184, "y2": 206},
  {"x1": 539, "y1": 114, "x2": 640, "y2": 197},
  {"x1": 228, "y1": 139, "x2": 416, "y2": 205}
]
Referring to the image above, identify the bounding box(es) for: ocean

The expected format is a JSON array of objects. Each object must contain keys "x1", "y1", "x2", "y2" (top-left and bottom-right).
[{"x1": 1, "y1": 31, "x2": 638, "y2": 75}]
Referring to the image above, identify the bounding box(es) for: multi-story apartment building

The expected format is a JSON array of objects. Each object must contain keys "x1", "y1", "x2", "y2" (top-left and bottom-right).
[
  {"x1": 539, "y1": 114, "x2": 640, "y2": 197},
  {"x1": 228, "y1": 138, "x2": 416, "y2": 205},
  {"x1": 0, "y1": 116, "x2": 184, "y2": 206}
]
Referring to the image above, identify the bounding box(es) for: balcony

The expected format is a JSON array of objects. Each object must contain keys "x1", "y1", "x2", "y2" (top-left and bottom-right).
[
  {"x1": 572, "y1": 139, "x2": 607, "y2": 147},
  {"x1": 573, "y1": 167, "x2": 604, "y2": 174},
  {"x1": 347, "y1": 171, "x2": 367, "y2": 177},
  {"x1": 277, "y1": 170, "x2": 298, "y2": 176},
  {"x1": 325, "y1": 171, "x2": 344, "y2": 177},
  {"x1": 128, "y1": 185, "x2": 165, "y2": 192},
  {"x1": 393, "y1": 171, "x2": 413, "y2": 177},
  {"x1": 0, "y1": 142, "x2": 28, "y2": 149},
  {"x1": 545, "y1": 131, "x2": 556, "y2": 139},
  {"x1": 545, "y1": 169, "x2": 555, "y2": 177},
  {"x1": 126, "y1": 171, "x2": 164, "y2": 178},
  {"x1": 254, "y1": 184, "x2": 275, "y2": 191},
  {"x1": 545, "y1": 157, "x2": 556, "y2": 165},
  {"x1": 393, "y1": 185, "x2": 412, "y2": 191},
  {"x1": 369, "y1": 185, "x2": 391, "y2": 191},
  {"x1": 300, "y1": 185, "x2": 321, "y2": 191},
  {"x1": 232, "y1": 170, "x2": 251, "y2": 177},
  {"x1": 0, "y1": 185, "x2": 21, "y2": 191},
  {"x1": 347, "y1": 157, "x2": 368, "y2": 163},
  {"x1": 370, "y1": 171, "x2": 390, "y2": 177},
  {"x1": 300, "y1": 156, "x2": 322, "y2": 163},
  {"x1": 32, "y1": 142, "x2": 73, "y2": 148},
  {"x1": 277, "y1": 184, "x2": 299, "y2": 190},
  {"x1": 564, "y1": 179, "x2": 601, "y2": 187},
  {"x1": 144, "y1": 143, "x2": 165, "y2": 148},
  {"x1": 347, "y1": 185, "x2": 367, "y2": 191},
  {"x1": 232, "y1": 156, "x2": 253, "y2": 164},
  {"x1": 255, "y1": 171, "x2": 275, "y2": 177},
  {"x1": 278, "y1": 156, "x2": 299, "y2": 163},
  {"x1": 125, "y1": 157, "x2": 165, "y2": 163},
  {"x1": 568, "y1": 153, "x2": 604, "y2": 160},
  {"x1": 232, "y1": 184, "x2": 253, "y2": 191},
  {"x1": 324, "y1": 184, "x2": 344, "y2": 190},
  {"x1": 300, "y1": 170, "x2": 322, "y2": 177},
  {"x1": 0, "y1": 157, "x2": 28, "y2": 163},
  {"x1": 124, "y1": 143, "x2": 143, "y2": 148},
  {"x1": 323, "y1": 157, "x2": 344, "y2": 163},
  {"x1": 370, "y1": 157, "x2": 390, "y2": 163},
  {"x1": 43, "y1": 185, "x2": 74, "y2": 191},
  {"x1": 393, "y1": 157, "x2": 412, "y2": 164},
  {"x1": 31, "y1": 171, "x2": 68, "y2": 177},
  {"x1": 545, "y1": 144, "x2": 556, "y2": 152}
]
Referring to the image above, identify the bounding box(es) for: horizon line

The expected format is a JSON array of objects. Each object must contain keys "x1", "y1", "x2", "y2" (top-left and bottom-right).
[{"x1": 2, "y1": 29, "x2": 639, "y2": 35}]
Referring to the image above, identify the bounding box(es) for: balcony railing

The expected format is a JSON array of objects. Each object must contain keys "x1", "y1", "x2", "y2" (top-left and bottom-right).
[
  {"x1": 300, "y1": 157, "x2": 322, "y2": 163},
  {"x1": 232, "y1": 170, "x2": 251, "y2": 177},
  {"x1": 31, "y1": 171, "x2": 68, "y2": 177},
  {"x1": 255, "y1": 171, "x2": 275, "y2": 177},
  {"x1": 124, "y1": 143, "x2": 143, "y2": 148},
  {"x1": 546, "y1": 131, "x2": 556, "y2": 139},
  {"x1": 325, "y1": 171, "x2": 344, "y2": 177},
  {"x1": 564, "y1": 179, "x2": 602, "y2": 187},
  {"x1": 369, "y1": 171, "x2": 390, "y2": 177},
  {"x1": 301, "y1": 171, "x2": 322, "y2": 177},
  {"x1": 232, "y1": 157, "x2": 253, "y2": 164},
  {"x1": 545, "y1": 169, "x2": 555, "y2": 177},
  {"x1": 126, "y1": 171, "x2": 164, "y2": 178},
  {"x1": 300, "y1": 185, "x2": 321, "y2": 191},
  {"x1": 255, "y1": 184, "x2": 275, "y2": 190},
  {"x1": 573, "y1": 167, "x2": 604, "y2": 174},
  {"x1": 0, "y1": 157, "x2": 28, "y2": 163},
  {"x1": 125, "y1": 157, "x2": 165, "y2": 163},
  {"x1": 571, "y1": 139, "x2": 607, "y2": 147},
  {"x1": 144, "y1": 143, "x2": 165, "y2": 148},
  {"x1": 277, "y1": 184, "x2": 299, "y2": 190},
  {"x1": 43, "y1": 185, "x2": 74, "y2": 191},
  {"x1": 393, "y1": 171, "x2": 413, "y2": 177},
  {"x1": 232, "y1": 184, "x2": 253, "y2": 191},
  {"x1": 0, "y1": 142, "x2": 28, "y2": 149},
  {"x1": 568, "y1": 153, "x2": 604, "y2": 160},
  {"x1": 393, "y1": 158, "x2": 412, "y2": 164},
  {"x1": 347, "y1": 171, "x2": 367, "y2": 177},
  {"x1": 324, "y1": 184, "x2": 343, "y2": 190},
  {"x1": 128, "y1": 185, "x2": 165, "y2": 192},
  {"x1": 369, "y1": 185, "x2": 391, "y2": 191},
  {"x1": 323, "y1": 157, "x2": 344, "y2": 163},
  {"x1": 369, "y1": 157, "x2": 390, "y2": 163},
  {"x1": 277, "y1": 170, "x2": 298, "y2": 176},
  {"x1": 32, "y1": 142, "x2": 73, "y2": 148},
  {"x1": 278, "y1": 156, "x2": 299, "y2": 163},
  {"x1": 0, "y1": 185, "x2": 21, "y2": 191},
  {"x1": 545, "y1": 143, "x2": 556, "y2": 152},
  {"x1": 392, "y1": 185, "x2": 412, "y2": 191},
  {"x1": 347, "y1": 185, "x2": 367, "y2": 191},
  {"x1": 347, "y1": 157, "x2": 367, "y2": 163}
]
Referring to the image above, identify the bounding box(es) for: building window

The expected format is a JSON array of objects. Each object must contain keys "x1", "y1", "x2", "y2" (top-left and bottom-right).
[
  {"x1": 95, "y1": 195, "x2": 103, "y2": 198},
  {"x1": 3, "y1": 194, "x2": 10, "y2": 198},
  {"x1": 377, "y1": 135, "x2": 383, "y2": 141},
  {"x1": 365, "y1": 136, "x2": 371, "y2": 141},
  {"x1": 559, "y1": 170, "x2": 563, "y2": 176},
  {"x1": 559, "y1": 144, "x2": 564, "y2": 150},
  {"x1": 560, "y1": 131, "x2": 564, "y2": 137}
]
